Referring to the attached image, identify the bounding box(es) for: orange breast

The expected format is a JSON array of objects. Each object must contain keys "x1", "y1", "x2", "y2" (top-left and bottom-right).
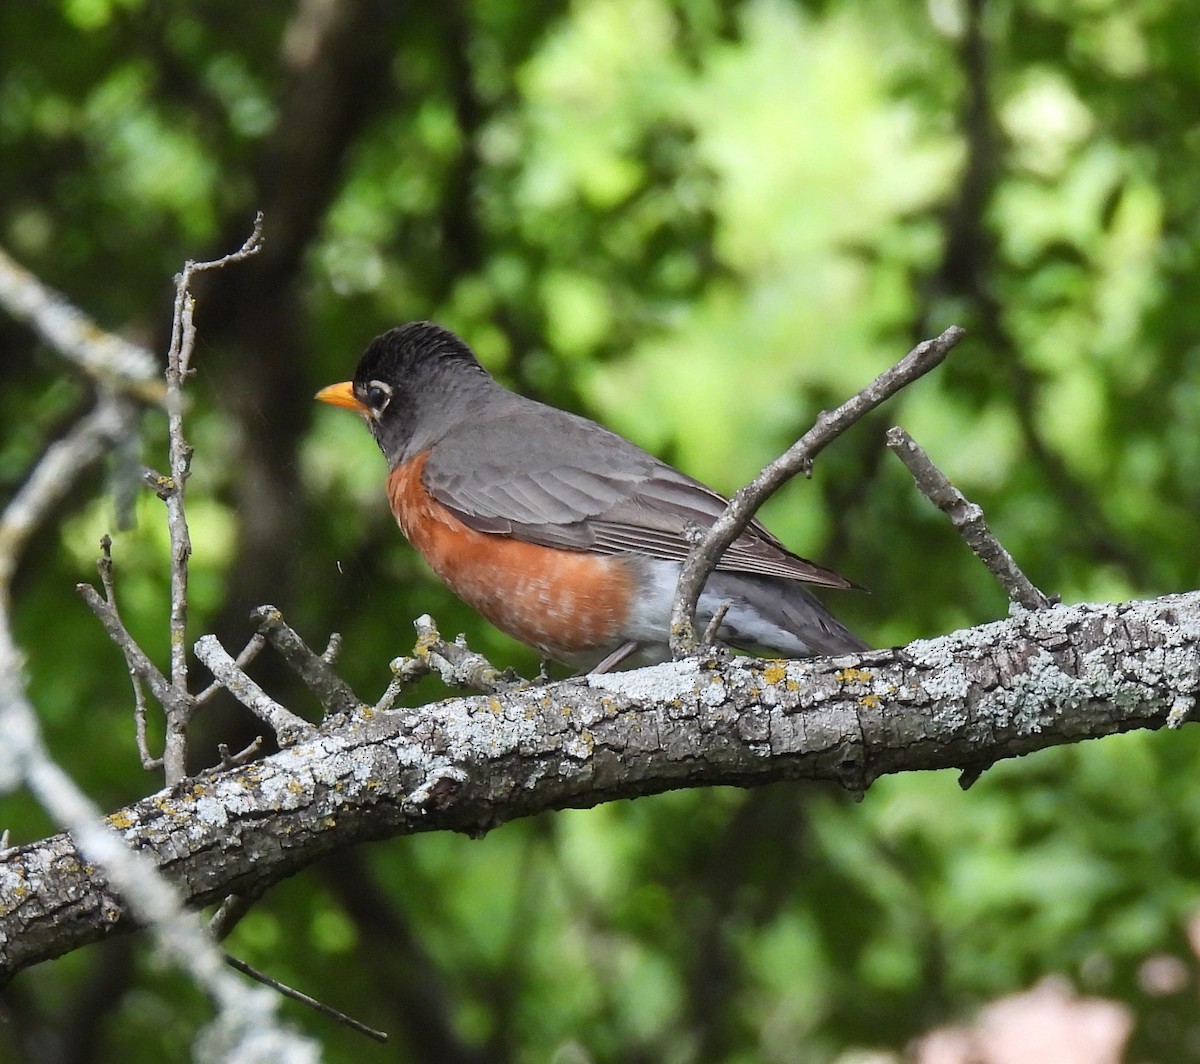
[{"x1": 387, "y1": 453, "x2": 633, "y2": 657}]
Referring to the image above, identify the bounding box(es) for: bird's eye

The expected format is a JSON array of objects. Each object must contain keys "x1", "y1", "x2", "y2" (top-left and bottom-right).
[{"x1": 364, "y1": 380, "x2": 392, "y2": 412}]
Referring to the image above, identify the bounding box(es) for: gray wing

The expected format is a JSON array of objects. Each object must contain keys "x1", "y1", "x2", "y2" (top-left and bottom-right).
[{"x1": 422, "y1": 404, "x2": 857, "y2": 590}]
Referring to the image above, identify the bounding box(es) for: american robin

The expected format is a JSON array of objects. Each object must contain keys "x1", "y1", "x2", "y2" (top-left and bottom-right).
[{"x1": 316, "y1": 322, "x2": 867, "y2": 672}]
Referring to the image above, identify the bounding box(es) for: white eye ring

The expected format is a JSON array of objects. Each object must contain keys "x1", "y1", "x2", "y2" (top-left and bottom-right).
[{"x1": 363, "y1": 379, "x2": 392, "y2": 414}]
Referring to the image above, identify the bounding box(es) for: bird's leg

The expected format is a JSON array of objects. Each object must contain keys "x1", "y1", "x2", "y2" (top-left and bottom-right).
[
  {"x1": 588, "y1": 642, "x2": 643, "y2": 671},
  {"x1": 589, "y1": 640, "x2": 640, "y2": 674}
]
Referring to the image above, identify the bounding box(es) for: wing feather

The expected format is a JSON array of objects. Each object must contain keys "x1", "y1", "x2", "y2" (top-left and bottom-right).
[{"x1": 422, "y1": 405, "x2": 858, "y2": 590}]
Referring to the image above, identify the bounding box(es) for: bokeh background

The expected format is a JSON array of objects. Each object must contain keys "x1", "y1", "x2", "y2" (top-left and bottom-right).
[{"x1": 3, "y1": 0, "x2": 1200, "y2": 1061}]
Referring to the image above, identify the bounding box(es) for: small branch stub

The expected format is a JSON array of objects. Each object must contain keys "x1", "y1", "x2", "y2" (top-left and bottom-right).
[{"x1": 251, "y1": 606, "x2": 363, "y2": 717}]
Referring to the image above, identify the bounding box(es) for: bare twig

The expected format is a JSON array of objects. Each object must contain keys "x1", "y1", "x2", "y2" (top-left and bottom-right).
[
  {"x1": 702, "y1": 601, "x2": 732, "y2": 647},
  {"x1": 375, "y1": 654, "x2": 429, "y2": 712},
  {"x1": 209, "y1": 891, "x2": 264, "y2": 942},
  {"x1": 131, "y1": 674, "x2": 162, "y2": 772},
  {"x1": 193, "y1": 635, "x2": 315, "y2": 746},
  {"x1": 149, "y1": 214, "x2": 265, "y2": 783},
  {"x1": 669, "y1": 326, "x2": 966, "y2": 656},
  {"x1": 321, "y1": 632, "x2": 343, "y2": 665},
  {"x1": 0, "y1": 246, "x2": 163, "y2": 400},
  {"x1": 220, "y1": 738, "x2": 267, "y2": 767},
  {"x1": 886, "y1": 426, "x2": 1051, "y2": 610},
  {"x1": 223, "y1": 954, "x2": 388, "y2": 1044},
  {"x1": 250, "y1": 606, "x2": 363, "y2": 717},
  {"x1": 76, "y1": 583, "x2": 187, "y2": 719},
  {"x1": 93, "y1": 536, "x2": 164, "y2": 770},
  {"x1": 209, "y1": 737, "x2": 266, "y2": 772},
  {"x1": 141, "y1": 465, "x2": 175, "y2": 500}
]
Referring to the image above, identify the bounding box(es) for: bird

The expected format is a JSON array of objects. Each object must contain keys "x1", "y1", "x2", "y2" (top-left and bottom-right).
[{"x1": 315, "y1": 322, "x2": 867, "y2": 672}]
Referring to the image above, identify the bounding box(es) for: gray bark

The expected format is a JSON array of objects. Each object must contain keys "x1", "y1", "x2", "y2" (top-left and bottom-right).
[{"x1": 3, "y1": 591, "x2": 1198, "y2": 984}]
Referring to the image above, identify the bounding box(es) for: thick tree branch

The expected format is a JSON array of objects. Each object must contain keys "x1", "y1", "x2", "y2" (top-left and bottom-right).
[{"x1": 3, "y1": 590, "x2": 1198, "y2": 983}]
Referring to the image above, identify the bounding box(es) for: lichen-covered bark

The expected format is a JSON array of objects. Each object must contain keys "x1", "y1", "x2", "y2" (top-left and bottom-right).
[{"x1": 3, "y1": 591, "x2": 1199, "y2": 983}]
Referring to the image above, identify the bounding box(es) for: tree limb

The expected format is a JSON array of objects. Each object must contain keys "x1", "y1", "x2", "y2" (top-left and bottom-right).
[
  {"x1": 3, "y1": 590, "x2": 1197, "y2": 983},
  {"x1": 0, "y1": 246, "x2": 162, "y2": 401}
]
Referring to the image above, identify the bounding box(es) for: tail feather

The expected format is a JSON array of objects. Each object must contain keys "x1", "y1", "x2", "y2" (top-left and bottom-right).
[{"x1": 698, "y1": 571, "x2": 868, "y2": 657}]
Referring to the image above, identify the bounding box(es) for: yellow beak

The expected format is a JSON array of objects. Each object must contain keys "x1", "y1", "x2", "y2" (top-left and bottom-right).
[{"x1": 314, "y1": 381, "x2": 366, "y2": 413}]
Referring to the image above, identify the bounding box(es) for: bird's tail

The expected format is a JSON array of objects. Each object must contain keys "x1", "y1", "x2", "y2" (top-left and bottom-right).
[{"x1": 699, "y1": 571, "x2": 868, "y2": 657}]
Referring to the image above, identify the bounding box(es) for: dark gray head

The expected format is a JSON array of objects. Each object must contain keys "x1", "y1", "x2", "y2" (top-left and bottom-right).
[{"x1": 316, "y1": 322, "x2": 500, "y2": 466}]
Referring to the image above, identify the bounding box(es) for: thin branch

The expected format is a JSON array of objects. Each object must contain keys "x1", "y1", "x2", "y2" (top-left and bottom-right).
[
  {"x1": 250, "y1": 606, "x2": 363, "y2": 717},
  {"x1": 131, "y1": 673, "x2": 162, "y2": 772},
  {"x1": 375, "y1": 655, "x2": 429, "y2": 713},
  {"x1": 0, "y1": 394, "x2": 134, "y2": 610},
  {"x1": 193, "y1": 635, "x2": 316, "y2": 746},
  {"x1": 211, "y1": 737, "x2": 266, "y2": 770},
  {"x1": 153, "y1": 214, "x2": 265, "y2": 784},
  {"x1": 375, "y1": 616, "x2": 523, "y2": 707},
  {"x1": 224, "y1": 954, "x2": 388, "y2": 1045},
  {"x1": 886, "y1": 426, "x2": 1051, "y2": 610},
  {"x1": 76, "y1": 583, "x2": 186, "y2": 719},
  {"x1": 0, "y1": 246, "x2": 163, "y2": 400},
  {"x1": 702, "y1": 601, "x2": 732, "y2": 647},
  {"x1": 321, "y1": 632, "x2": 343, "y2": 665},
  {"x1": 94, "y1": 536, "x2": 163, "y2": 770},
  {"x1": 668, "y1": 326, "x2": 966, "y2": 655},
  {"x1": 209, "y1": 891, "x2": 264, "y2": 943},
  {"x1": 195, "y1": 632, "x2": 268, "y2": 707}
]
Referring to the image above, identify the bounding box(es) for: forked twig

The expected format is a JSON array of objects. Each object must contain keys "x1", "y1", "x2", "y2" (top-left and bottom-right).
[
  {"x1": 154, "y1": 213, "x2": 265, "y2": 781},
  {"x1": 250, "y1": 606, "x2": 363, "y2": 717},
  {"x1": 377, "y1": 615, "x2": 523, "y2": 706},
  {"x1": 193, "y1": 636, "x2": 315, "y2": 746},
  {"x1": 669, "y1": 326, "x2": 966, "y2": 655}
]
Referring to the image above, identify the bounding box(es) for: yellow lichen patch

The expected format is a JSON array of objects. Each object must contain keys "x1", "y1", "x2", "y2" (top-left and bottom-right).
[
  {"x1": 0, "y1": 883, "x2": 30, "y2": 916},
  {"x1": 763, "y1": 663, "x2": 788, "y2": 685},
  {"x1": 107, "y1": 810, "x2": 135, "y2": 830},
  {"x1": 836, "y1": 667, "x2": 873, "y2": 684},
  {"x1": 152, "y1": 795, "x2": 181, "y2": 817},
  {"x1": 859, "y1": 694, "x2": 881, "y2": 710}
]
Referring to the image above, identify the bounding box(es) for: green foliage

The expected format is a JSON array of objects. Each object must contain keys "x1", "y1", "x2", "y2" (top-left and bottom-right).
[{"x1": 3, "y1": 0, "x2": 1200, "y2": 1061}]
